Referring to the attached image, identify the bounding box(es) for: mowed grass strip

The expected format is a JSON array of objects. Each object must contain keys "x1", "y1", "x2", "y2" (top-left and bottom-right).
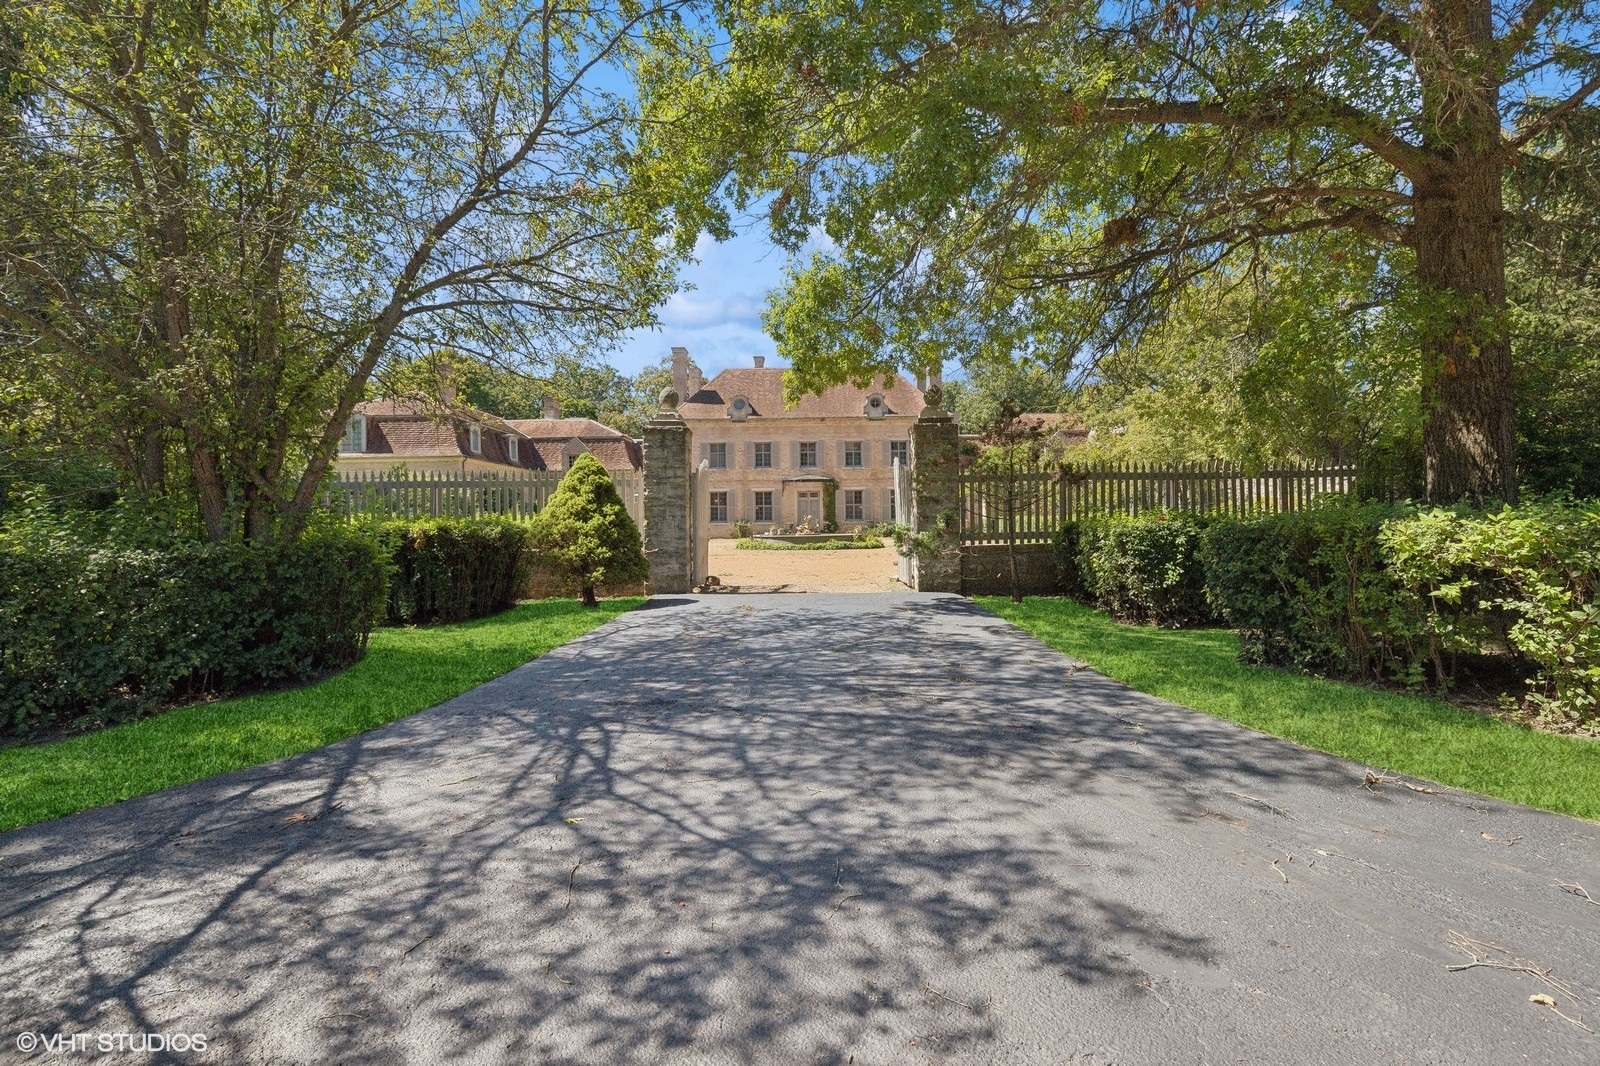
[
  {"x1": 0, "y1": 598, "x2": 642, "y2": 832},
  {"x1": 981, "y1": 597, "x2": 1600, "y2": 821}
]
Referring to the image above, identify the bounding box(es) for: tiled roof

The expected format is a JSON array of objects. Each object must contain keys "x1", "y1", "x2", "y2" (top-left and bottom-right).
[
  {"x1": 677, "y1": 368, "x2": 925, "y2": 420},
  {"x1": 349, "y1": 397, "x2": 542, "y2": 468},
  {"x1": 344, "y1": 399, "x2": 641, "y2": 471},
  {"x1": 525, "y1": 438, "x2": 642, "y2": 472},
  {"x1": 506, "y1": 417, "x2": 628, "y2": 439},
  {"x1": 508, "y1": 416, "x2": 642, "y2": 472},
  {"x1": 1017, "y1": 413, "x2": 1090, "y2": 442}
]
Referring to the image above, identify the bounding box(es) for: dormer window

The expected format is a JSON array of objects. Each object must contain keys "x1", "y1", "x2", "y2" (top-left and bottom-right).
[
  {"x1": 339, "y1": 412, "x2": 366, "y2": 453},
  {"x1": 864, "y1": 394, "x2": 887, "y2": 420},
  {"x1": 728, "y1": 395, "x2": 751, "y2": 422},
  {"x1": 506, "y1": 435, "x2": 519, "y2": 462},
  {"x1": 468, "y1": 424, "x2": 482, "y2": 454}
]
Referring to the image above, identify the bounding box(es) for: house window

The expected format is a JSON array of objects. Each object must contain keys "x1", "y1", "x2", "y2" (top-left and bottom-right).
[
  {"x1": 469, "y1": 425, "x2": 482, "y2": 454},
  {"x1": 709, "y1": 491, "x2": 729, "y2": 523},
  {"x1": 753, "y1": 442, "x2": 772, "y2": 469},
  {"x1": 890, "y1": 440, "x2": 909, "y2": 467},
  {"x1": 708, "y1": 442, "x2": 727, "y2": 469},
  {"x1": 888, "y1": 489, "x2": 897, "y2": 521},
  {"x1": 339, "y1": 413, "x2": 366, "y2": 453},
  {"x1": 843, "y1": 441, "x2": 863, "y2": 468},
  {"x1": 754, "y1": 490, "x2": 774, "y2": 523},
  {"x1": 844, "y1": 489, "x2": 864, "y2": 522},
  {"x1": 506, "y1": 436, "x2": 519, "y2": 462},
  {"x1": 799, "y1": 442, "x2": 818, "y2": 468}
]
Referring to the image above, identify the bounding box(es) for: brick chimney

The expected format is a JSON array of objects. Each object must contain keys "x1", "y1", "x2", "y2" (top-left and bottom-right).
[
  {"x1": 671, "y1": 346, "x2": 690, "y2": 399},
  {"x1": 542, "y1": 396, "x2": 560, "y2": 420},
  {"x1": 753, "y1": 355, "x2": 765, "y2": 369}
]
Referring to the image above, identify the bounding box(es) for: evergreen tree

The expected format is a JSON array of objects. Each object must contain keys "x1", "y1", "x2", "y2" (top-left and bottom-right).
[{"x1": 531, "y1": 454, "x2": 647, "y2": 606}]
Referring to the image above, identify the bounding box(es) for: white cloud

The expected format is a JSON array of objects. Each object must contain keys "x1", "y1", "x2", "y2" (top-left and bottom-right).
[{"x1": 659, "y1": 291, "x2": 766, "y2": 329}]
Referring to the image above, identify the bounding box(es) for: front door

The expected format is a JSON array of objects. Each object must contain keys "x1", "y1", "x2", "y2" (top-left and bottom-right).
[{"x1": 797, "y1": 491, "x2": 822, "y2": 526}]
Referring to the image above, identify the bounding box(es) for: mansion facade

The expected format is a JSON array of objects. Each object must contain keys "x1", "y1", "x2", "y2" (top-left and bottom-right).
[{"x1": 672, "y1": 348, "x2": 927, "y2": 532}]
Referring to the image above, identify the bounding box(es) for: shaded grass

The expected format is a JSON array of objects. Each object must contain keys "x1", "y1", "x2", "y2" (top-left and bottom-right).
[
  {"x1": 982, "y1": 596, "x2": 1600, "y2": 821},
  {"x1": 0, "y1": 598, "x2": 641, "y2": 832},
  {"x1": 735, "y1": 537, "x2": 883, "y2": 550}
]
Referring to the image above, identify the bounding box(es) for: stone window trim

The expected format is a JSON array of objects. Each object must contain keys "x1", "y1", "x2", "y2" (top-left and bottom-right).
[
  {"x1": 469, "y1": 424, "x2": 482, "y2": 454},
  {"x1": 843, "y1": 488, "x2": 865, "y2": 522},
  {"x1": 506, "y1": 435, "x2": 519, "y2": 463},
  {"x1": 709, "y1": 491, "x2": 729, "y2": 523},
  {"x1": 754, "y1": 490, "x2": 774, "y2": 523}
]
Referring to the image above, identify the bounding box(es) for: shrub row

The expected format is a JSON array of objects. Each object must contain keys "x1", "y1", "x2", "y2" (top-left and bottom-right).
[
  {"x1": 1053, "y1": 499, "x2": 1600, "y2": 724},
  {"x1": 378, "y1": 517, "x2": 532, "y2": 625},
  {"x1": 0, "y1": 509, "x2": 387, "y2": 737}
]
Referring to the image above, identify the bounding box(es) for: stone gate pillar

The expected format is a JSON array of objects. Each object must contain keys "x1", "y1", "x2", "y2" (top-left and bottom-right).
[
  {"x1": 909, "y1": 392, "x2": 962, "y2": 593},
  {"x1": 643, "y1": 389, "x2": 693, "y2": 594}
]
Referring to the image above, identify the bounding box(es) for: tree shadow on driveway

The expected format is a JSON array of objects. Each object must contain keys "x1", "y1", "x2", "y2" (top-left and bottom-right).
[{"x1": 2, "y1": 594, "x2": 1598, "y2": 1064}]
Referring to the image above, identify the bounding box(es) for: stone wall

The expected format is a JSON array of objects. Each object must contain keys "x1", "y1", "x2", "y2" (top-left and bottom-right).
[
  {"x1": 909, "y1": 409, "x2": 962, "y2": 592},
  {"x1": 520, "y1": 564, "x2": 645, "y2": 602},
  {"x1": 959, "y1": 543, "x2": 1063, "y2": 597},
  {"x1": 643, "y1": 404, "x2": 693, "y2": 594}
]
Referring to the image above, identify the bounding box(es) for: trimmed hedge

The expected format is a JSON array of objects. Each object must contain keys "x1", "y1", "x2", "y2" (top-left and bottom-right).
[
  {"x1": 1055, "y1": 511, "x2": 1210, "y2": 627},
  {"x1": 0, "y1": 510, "x2": 387, "y2": 737},
  {"x1": 379, "y1": 516, "x2": 533, "y2": 624},
  {"x1": 1053, "y1": 499, "x2": 1600, "y2": 725},
  {"x1": 1198, "y1": 501, "x2": 1420, "y2": 682}
]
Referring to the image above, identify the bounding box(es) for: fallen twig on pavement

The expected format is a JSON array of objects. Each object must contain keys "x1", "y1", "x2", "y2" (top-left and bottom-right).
[
  {"x1": 1557, "y1": 881, "x2": 1600, "y2": 908},
  {"x1": 1223, "y1": 790, "x2": 1290, "y2": 818}
]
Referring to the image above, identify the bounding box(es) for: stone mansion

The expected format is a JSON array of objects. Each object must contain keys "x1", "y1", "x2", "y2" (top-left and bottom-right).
[{"x1": 671, "y1": 347, "x2": 927, "y2": 531}]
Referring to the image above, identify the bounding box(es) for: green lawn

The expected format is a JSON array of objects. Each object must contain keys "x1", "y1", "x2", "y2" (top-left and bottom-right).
[
  {"x1": 0, "y1": 598, "x2": 642, "y2": 832},
  {"x1": 981, "y1": 597, "x2": 1600, "y2": 821},
  {"x1": 734, "y1": 536, "x2": 882, "y2": 550}
]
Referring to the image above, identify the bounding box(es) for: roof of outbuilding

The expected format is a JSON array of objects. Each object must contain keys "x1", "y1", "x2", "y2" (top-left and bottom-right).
[{"x1": 676, "y1": 368, "x2": 924, "y2": 420}]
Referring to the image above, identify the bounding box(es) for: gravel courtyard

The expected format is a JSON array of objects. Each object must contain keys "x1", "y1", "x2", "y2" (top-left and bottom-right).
[
  {"x1": 704, "y1": 537, "x2": 902, "y2": 592},
  {"x1": 2, "y1": 594, "x2": 1597, "y2": 1064}
]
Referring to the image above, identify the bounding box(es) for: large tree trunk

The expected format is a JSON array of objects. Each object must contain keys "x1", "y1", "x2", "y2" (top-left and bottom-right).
[
  {"x1": 1413, "y1": 157, "x2": 1518, "y2": 505},
  {"x1": 1412, "y1": 0, "x2": 1518, "y2": 505}
]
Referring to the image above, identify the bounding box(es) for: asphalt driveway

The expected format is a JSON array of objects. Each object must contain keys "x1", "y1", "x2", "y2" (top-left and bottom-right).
[{"x1": 2, "y1": 593, "x2": 1598, "y2": 1064}]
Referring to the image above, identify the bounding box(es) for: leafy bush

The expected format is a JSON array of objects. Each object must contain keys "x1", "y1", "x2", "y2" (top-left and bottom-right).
[
  {"x1": 530, "y1": 454, "x2": 647, "y2": 606},
  {"x1": 731, "y1": 519, "x2": 753, "y2": 538},
  {"x1": 0, "y1": 504, "x2": 386, "y2": 737},
  {"x1": 1066, "y1": 512, "x2": 1211, "y2": 626},
  {"x1": 1198, "y1": 500, "x2": 1424, "y2": 682},
  {"x1": 379, "y1": 516, "x2": 532, "y2": 625},
  {"x1": 1383, "y1": 501, "x2": 1600, "y2": 724}
]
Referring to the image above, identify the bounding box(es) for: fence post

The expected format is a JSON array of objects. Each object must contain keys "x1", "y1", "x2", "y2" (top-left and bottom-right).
[
  {"x1": 909, "y1": 394, "x2": 962, "y2": 593},
  {"x1": 642, "y1": 387, "x2": 694, "y2": 595}
]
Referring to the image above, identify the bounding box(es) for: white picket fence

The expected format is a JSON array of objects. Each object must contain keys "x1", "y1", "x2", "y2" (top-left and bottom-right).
[{"x1": 324, "y1": 469, "x2": 644, "y2": 526}]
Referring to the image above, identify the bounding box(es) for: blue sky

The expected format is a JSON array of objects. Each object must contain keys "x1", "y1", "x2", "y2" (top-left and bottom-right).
[{"x1": 607, "y1": 225, "x2": 790, "y2": 378}]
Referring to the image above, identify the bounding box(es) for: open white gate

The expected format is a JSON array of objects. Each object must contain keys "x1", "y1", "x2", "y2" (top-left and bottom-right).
[{"x1": 893, "y1": 456, "x2": 912, "y2": 587}]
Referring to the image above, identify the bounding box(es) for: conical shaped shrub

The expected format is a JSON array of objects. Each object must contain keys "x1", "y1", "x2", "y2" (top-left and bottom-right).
[{"x1": 531, "y1": 453, "x2": 647, "y2": 605}]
